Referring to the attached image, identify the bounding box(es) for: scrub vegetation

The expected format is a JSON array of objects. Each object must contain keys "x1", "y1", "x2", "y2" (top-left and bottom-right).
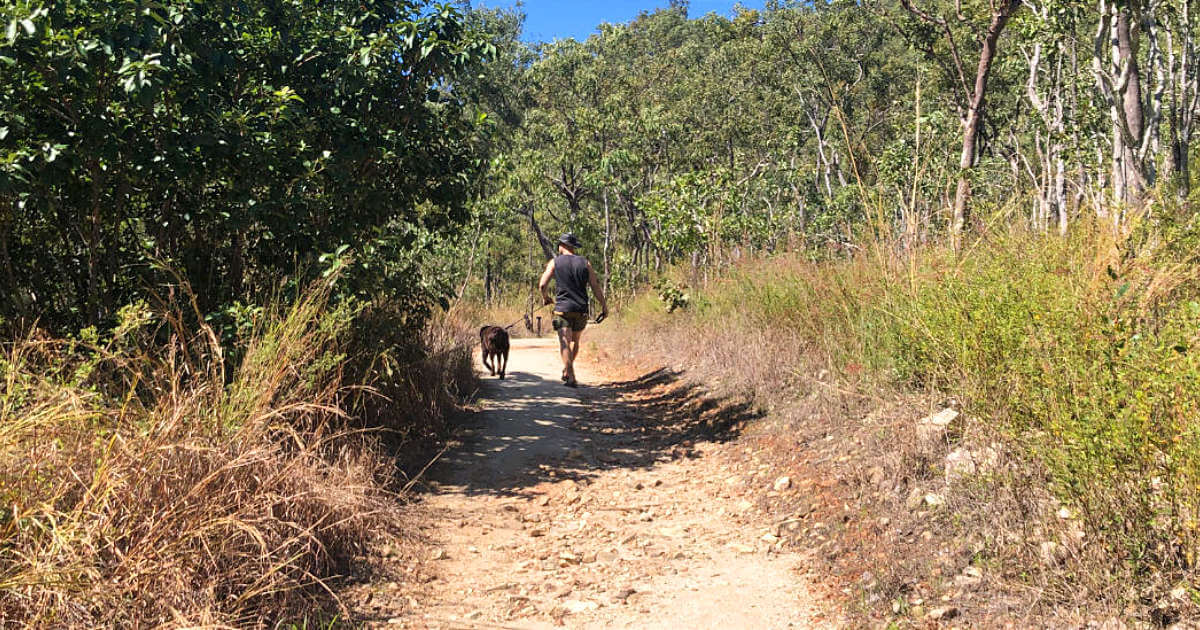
[{"x1": 4, "y1": 0, "x2": 1200, "y2": 625}]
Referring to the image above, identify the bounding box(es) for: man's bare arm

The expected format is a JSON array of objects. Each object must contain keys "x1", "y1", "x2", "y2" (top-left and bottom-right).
[
  {"x1": 587, "y1": 262, "x2": 608, "y2": 319},
  {"x1": 538, "y1": 259, "x2": 556, "y2": 305}
]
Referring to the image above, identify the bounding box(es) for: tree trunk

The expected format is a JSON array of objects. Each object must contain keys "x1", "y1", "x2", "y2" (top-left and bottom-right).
[
  {"x1": 87, "y1": 163, "x2": 104, "y2": 326},
  {"x1": 602, "y1": 188, "x2": 612, "y2": 295},
  {"x1": 953, "y1": 1, "x2": 1021, "y2": 235},
  {"x1": 0, "y1": 202, "x2": 18, "y2": 319},
  {"x1": 1166, "y1": 0, "x2": 1198, "y2": 201},
  {"x1": 1115, "y1": 8, "x2": 1147, "y2": 206},
  {"x1": 484, "y1": 259, "x2": 494, "y2": 305},
  {"x1": 519, "y1": 206, "x2": 556, "y2": 260}
]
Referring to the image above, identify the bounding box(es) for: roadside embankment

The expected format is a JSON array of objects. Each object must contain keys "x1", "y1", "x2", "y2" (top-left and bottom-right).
[{"x1": 593, "y1": 222, "x2": 1200, "y2": 626}]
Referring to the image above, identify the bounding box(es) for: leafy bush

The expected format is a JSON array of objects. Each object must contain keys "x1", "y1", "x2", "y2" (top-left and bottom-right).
[
  {"x1": 655, "y1": 279, "x2": 690, "y2": 313},
  {"x1": 0, "y1": 0, "x2": 494, "y2": 332}
]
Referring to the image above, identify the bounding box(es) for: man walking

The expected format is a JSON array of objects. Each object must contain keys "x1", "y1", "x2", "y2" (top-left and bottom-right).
[{"x1": 538, "y1": 233, "x2": 608, "y2": 387}]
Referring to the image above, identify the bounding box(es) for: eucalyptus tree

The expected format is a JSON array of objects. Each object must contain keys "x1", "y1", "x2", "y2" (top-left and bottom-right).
[{"x1": 885, "y1": 0, "x2": 1025, "y2": 235}]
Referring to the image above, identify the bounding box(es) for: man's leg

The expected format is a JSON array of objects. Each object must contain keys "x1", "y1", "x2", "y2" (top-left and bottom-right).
[
  {"x1": 558, "y1": 326, "x2": 572, "y2": 381},
  {"x1": 565, "y1": 328, "x2": 582, "y2": 383}
]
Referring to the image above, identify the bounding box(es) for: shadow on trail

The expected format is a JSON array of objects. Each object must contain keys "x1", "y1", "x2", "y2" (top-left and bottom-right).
[{"x1": 422, "y1": 345, "x2": 762, "y2": 499}]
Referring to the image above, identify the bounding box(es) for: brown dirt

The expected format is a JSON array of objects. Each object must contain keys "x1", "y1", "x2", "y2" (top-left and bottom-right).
[{"x1": 353, "y1": 336, "x2": 838, "y2": 629}]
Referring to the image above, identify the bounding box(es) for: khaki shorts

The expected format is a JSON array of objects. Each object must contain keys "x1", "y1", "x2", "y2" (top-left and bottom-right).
[{"x1": 552, "y1": 311, "x2": 588, "y2": 332}]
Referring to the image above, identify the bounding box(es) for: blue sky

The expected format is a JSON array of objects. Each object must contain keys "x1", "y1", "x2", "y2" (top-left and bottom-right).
[{"x1": 473, "y1": 1, "x2": 769, "y2": 43}]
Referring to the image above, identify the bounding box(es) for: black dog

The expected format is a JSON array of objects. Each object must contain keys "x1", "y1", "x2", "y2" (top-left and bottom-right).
[{"x1": 479, "y1": 326, "x2": 510, "y2": 379}]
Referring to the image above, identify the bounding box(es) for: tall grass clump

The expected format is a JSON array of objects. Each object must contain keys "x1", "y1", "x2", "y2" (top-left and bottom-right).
[
  {"x1": 607, "y1": 215, "x2": 1200, "y2": 604},
  {"x1": 0, "y1": 281, "x2": 471, "y2": 626}
]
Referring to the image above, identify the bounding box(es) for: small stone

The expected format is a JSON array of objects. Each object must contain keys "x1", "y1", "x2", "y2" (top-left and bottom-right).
[
  {"x1": 962, "y1": 566, "x2": 982, "y2": 578},
  {"x1": 906, "y1": 487, "x2": 925, "y2": 510},
  {"x1": 927, "y1": 606, "x2": 959, "y2": 620},
  {"x1": 924, "y1": 407, "x2": 959, "y2": 427},
  {"x1": 924, "y1": 493, "x2": 945, "y2": 507},
  {"x1": 561, "y1": 599, "x2": 599, "y2": 614},
  {"x1": 868, "y1": 466, "x2": 888, "y2": 487},
  {"x1": 761, "y1": 533, "x2": 780, "y2": 544},
  {"x1": 944, "y1": 448, "x2": 977, "y2": 482},
  {"x1": 1039, "y1": 540, "x2": 1065, "y2": 565},
  {"x1": 1057, "y1": 506, "x2": 1074, "y2": 520},
  {"x1": 612, "y1": 588, "x2": 636, "y2": 602},
  {"x1": 729, "y1": 543, "x2": 756, "y2": 554},
  {"x1": 528, "y1": 528, "x2": 547, "y2": 537},
  {"x1": 917, "y1": 408, "x2": 960, "y2": 443},
  {"x1": 773, "y1": 476, "x2": 792, "y2": 491},
  {"x1": 430, "y1": 548, "x2": 447, "y2": 560}
]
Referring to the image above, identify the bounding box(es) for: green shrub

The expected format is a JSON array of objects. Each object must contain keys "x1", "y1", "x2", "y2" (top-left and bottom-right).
[{"x1": 613, "y1": 219, "x2": 1200, "y2": 592}]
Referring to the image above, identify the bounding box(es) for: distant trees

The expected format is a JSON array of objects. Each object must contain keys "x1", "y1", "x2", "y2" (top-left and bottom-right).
[{"x1": 464, "y1": 0, "x2": 1200, "y2": 300}]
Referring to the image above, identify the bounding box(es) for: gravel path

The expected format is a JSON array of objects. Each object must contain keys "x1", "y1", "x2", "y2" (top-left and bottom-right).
[{"x1": 378, "y1": 337, "x2": 829, "y2": 629}]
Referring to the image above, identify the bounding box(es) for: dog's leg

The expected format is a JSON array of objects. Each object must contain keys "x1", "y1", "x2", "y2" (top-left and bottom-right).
[
  {"x1": 482, "y1": 348, "x2": 494, "y2": 375},
  {"x1": 498, "y1": 349, "x2": 507, "y2": 379}
]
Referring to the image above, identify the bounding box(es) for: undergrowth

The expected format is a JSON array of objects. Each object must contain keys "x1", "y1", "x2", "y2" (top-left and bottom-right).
[
  {"x1": 0, "y1": 281, "x2": 474, "y2": 626},
  {"x1": 605, "y1": 216, "x2": 1200, "y2": 618}
]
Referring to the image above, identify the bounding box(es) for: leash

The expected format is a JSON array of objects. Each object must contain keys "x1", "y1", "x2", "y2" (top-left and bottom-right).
[{"x1": 501, "y1": 302, "x2": 550, "y2": 331}]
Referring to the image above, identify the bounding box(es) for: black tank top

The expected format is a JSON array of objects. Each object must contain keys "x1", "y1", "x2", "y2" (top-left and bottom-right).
[{"x1": 554, "y1": 254, "x2": 590, "y2": 313}]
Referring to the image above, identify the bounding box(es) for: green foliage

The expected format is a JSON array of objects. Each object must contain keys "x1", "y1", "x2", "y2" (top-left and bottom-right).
[
  {"x1": 0, "y1": 0, "x2": 496, "y2": 333},
  {"x1": 621, "y1": 218, "x2": 1200, "y2": 588},
  {"x1": 655, "y1": 278, "x2": 690, "y2": 313},
  {"x1": 470, "y1": 2, "x2": 925, "y2": 296}
]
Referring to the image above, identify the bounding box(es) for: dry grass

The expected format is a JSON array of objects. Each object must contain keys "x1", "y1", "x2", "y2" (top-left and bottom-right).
[
  {"x1": 0, "y1": 282, "x2": 474, "y2": 627},
  {"x1": 597, "y1": 217, "x2": 1200, "y2": 625}
]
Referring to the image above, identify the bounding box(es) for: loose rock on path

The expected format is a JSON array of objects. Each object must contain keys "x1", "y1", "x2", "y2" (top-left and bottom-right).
[{"x1": 368, "y1": 337, "x2": 830, "y2": 629}]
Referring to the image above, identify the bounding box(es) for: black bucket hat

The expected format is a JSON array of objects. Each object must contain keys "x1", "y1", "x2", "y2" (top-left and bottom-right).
[{"x1": 558, "y1": 233, "x2": 582, "y2": 250}]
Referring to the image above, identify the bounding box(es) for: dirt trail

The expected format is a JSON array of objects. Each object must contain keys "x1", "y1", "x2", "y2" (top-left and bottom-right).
[{"x1": 379, "y1": 337, "x2": 830, "y2": 629}]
